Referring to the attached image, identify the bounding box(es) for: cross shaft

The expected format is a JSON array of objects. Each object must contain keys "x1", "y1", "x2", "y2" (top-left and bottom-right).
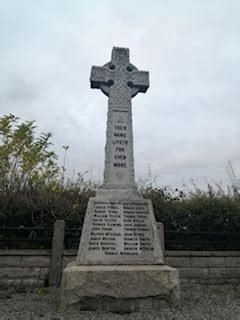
[{"x1": 90, "y1": 47, "x2": 149, "y2": 190}]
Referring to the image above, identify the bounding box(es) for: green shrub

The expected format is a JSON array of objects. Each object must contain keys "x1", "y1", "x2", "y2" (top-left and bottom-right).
[
  {"x1": 143, "y1": 187, "x2": 240, "y2": 233},
  {"x1": 0, "y1": 114, "x2": 239, "y2": 250},
  {"x1": 0, "y1": 292, "x2": 12, "y2": 300}
]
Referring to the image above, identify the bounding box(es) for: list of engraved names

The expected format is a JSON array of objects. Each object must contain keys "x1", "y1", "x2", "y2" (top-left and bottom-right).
[{"x1": 87, "y1": 202, "x2": 154, "y2": 257}]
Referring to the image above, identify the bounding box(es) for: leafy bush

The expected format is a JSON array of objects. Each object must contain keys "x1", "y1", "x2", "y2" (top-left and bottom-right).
[
  {"x1": 143, "y1": 187, "x2": 240, "y2": 233},
  {"x1": 0, "y1": 114, "x2": 239, "y2": 250},
  {"x1": 0, "y1": 114, "x2": 95, "y2": 228},
  {"x1": 0, "y1": 114, "x2": 59, "y2": 191}
]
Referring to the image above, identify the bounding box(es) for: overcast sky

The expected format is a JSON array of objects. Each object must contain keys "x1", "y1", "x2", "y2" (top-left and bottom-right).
[{"x1": 0, "y1": 0, "x2": 240, "y2": 188}]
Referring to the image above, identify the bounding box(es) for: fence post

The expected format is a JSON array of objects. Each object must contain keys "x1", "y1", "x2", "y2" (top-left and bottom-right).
[
  {"x1": 157, "y1": 222, "x2": 165, "y2": 263},
  {"x1": 49, "y1": 219, "x2": 65, "y2": 287}
]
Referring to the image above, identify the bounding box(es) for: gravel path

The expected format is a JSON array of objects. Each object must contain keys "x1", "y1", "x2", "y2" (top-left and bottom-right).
[{"x1": 0, "y1": 284, "x2": 240, "y2": 320}]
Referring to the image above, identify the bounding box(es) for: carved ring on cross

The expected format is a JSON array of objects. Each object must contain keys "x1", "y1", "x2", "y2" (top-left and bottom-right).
[
  {"x1": 101, "y1": 62, "x2": 140, "y2": 98},
  {"x1": 90, "y1": 47, "x2": 149, "y2": 99}
]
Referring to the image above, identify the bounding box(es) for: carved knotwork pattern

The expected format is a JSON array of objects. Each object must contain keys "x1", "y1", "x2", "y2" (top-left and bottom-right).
[
  {"x1": 90, "y1": 47, "x2": 149, "y2": 188},
  {"x1": 130, "y1": 70, "x2": 149, "y2": 87},
  {"x1": 90, "y1": 47, "x2": 149, "y2": 99},
  {"x1": 91, "y1": 66, "x2": 110, "y2": 85}
]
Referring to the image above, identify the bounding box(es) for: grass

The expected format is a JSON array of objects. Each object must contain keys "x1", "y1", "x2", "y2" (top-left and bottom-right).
[
  {"x1": 0, "y1": 291, "x2": 12, "y2": 300},
  {"x1": 35, "y1": 287, "x2": 49, "y2": 295}
]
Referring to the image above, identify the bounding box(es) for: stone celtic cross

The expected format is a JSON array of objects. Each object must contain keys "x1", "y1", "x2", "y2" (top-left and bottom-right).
[
  {"x1": 90, "y1": 47, "x2": 149, "y2": 191},
  {"x1": 62, "y1": 47, "x2": 175, "y2": 311}
]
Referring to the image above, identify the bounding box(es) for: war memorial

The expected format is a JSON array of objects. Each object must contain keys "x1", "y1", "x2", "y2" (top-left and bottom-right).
[{"x1": 61, "y1": 47, "x2": 180, "y2": 312}]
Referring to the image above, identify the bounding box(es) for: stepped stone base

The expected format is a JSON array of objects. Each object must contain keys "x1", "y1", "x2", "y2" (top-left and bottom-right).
[{"x1": 61, "y1": 262, "x2": 180, "y2": 312}]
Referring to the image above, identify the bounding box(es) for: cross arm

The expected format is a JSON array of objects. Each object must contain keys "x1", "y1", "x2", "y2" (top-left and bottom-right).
[
  {"x1": 90, "y1": 66, "x2": 111, "y2": 89},
  {"x1": 130, "y1": 70, "x2": 149, "y2": 93}
]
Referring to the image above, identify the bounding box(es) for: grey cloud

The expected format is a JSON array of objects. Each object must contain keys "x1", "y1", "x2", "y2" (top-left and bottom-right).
[{"x1": 0, "y1": 0, "x2": 240, "y2": 188}]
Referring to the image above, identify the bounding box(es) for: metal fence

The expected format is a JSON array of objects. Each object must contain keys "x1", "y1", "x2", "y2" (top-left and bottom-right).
[
  {"x1": 165, "y1": 230, "x2": 240, "y2": 250},
  {"x1": 1, "y1": 226, "x2": 239, "y2": 251},
  {"x1": 0, "y1": 226, "x2": 53, "y2": 249}
]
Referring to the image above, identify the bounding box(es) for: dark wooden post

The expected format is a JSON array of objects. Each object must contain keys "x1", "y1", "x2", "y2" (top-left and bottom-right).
[
  {"x1": 157, "y1": 222, "x2": 165, "y2": 263},
  {"x1": 49, "y1": 219, "x2": 65, "y2": 286}
]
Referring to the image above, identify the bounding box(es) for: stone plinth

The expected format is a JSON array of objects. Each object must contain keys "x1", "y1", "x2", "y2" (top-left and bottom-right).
[{"x1": 61, "y1": 262, "x2": 180, "y2": 312}]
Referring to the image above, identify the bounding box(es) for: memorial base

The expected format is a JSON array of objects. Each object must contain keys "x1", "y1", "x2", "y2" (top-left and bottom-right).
[{"x1": 60, "y1": 262, "x2": 180, "y2": 313}]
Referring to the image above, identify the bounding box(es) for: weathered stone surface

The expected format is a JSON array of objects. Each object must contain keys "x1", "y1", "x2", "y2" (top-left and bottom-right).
[
  {"x1": 0, "y1": 279, "x2": 21, "y2": 287},
  {"x1": 225, "y1": 256, "x2": 240, "y2": 267},
  {"x1": 49, "y1": 220, "x2": 65, "y2": 286},
  {"x1": 166, "y1": 256, "x2": 191, "y2": 268},
  {"x1": 61, "y1": 262, "x2": 180, "y2": 312},
  {"x1": 0, "y1": 256, "x2": 21, "y2": 266},
  {"x1": 62, "y1": 47, "x2": 177, "y2": 312},
  {"x1": 77, "y1": 198, "x2": 163, "y2": 265},
  {"x1": 0, "y1": 266, "x2": 35, "y2": 279},
  {"x1": 90, "y1": 47, "x2": 149, "y2": 191},
  {"x1": 190, "y1": 251, "x2": 212, "y2": 257},
  {"x1": 1, "y1": 250, "x2": 240, "y2": 288},
  {"x1": 0, "y1": 250, "x2": 51, "y2": 256},
  {"x1": 21, "y1": 256, "x2": 50, "y2": 267},
  {"x1": 179, "y1": 267, "x2": 209, "y2": 279},
  {"x1": 167, "y1": 251, "x2": 192, "y2": 257},
  {"x1": 39, "y1": 267, "x2": 49, "y2": 280},
  {"x1": 210, "y1": 251, "x2": 240, "y2": 256},
  {"x1": 21, "y1": 278, "x2": 44, "y2": 287},
  {"x1": 209, "y1": 267, "x2": 240, "y2": 279},
  {"x1": 63, "y1": 256, "x2": 75, "y2": 267},
  {"x1": 75, "y1": 47, "x2": 164, "y2": 267},
  {"x1": 0, "y1": 267, "x2": 40, "y2": 279},
  {"x1": 191, "y1": 257, "x2": 225, "y2": 268},
  {"x1": 157, "y1": 222, "x2": 165, "y2": 259}
]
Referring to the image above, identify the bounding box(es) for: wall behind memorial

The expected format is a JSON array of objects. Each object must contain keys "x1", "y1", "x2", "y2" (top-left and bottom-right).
[{"x1": 0, "y1": 250, "x2": 239, "y2": 287}]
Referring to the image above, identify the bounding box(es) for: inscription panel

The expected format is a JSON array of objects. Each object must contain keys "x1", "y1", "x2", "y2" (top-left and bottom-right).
[
  {"x1": 104, "y1": 110, "x2": 131, "y2": 185},
  {"x1": 103, "y1": 108, "x2": 135, "y2": 187},
  {"x1": 112, "y1": 113, "x2": 128, "y2": 174},
  {"x1": 82, "y1": 201, "x2": 160, "y2": 263}
]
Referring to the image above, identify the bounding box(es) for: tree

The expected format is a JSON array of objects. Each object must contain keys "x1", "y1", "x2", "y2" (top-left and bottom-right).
[{"x1": 0, "y1": 114, "x2": 59, "y2": 192}]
